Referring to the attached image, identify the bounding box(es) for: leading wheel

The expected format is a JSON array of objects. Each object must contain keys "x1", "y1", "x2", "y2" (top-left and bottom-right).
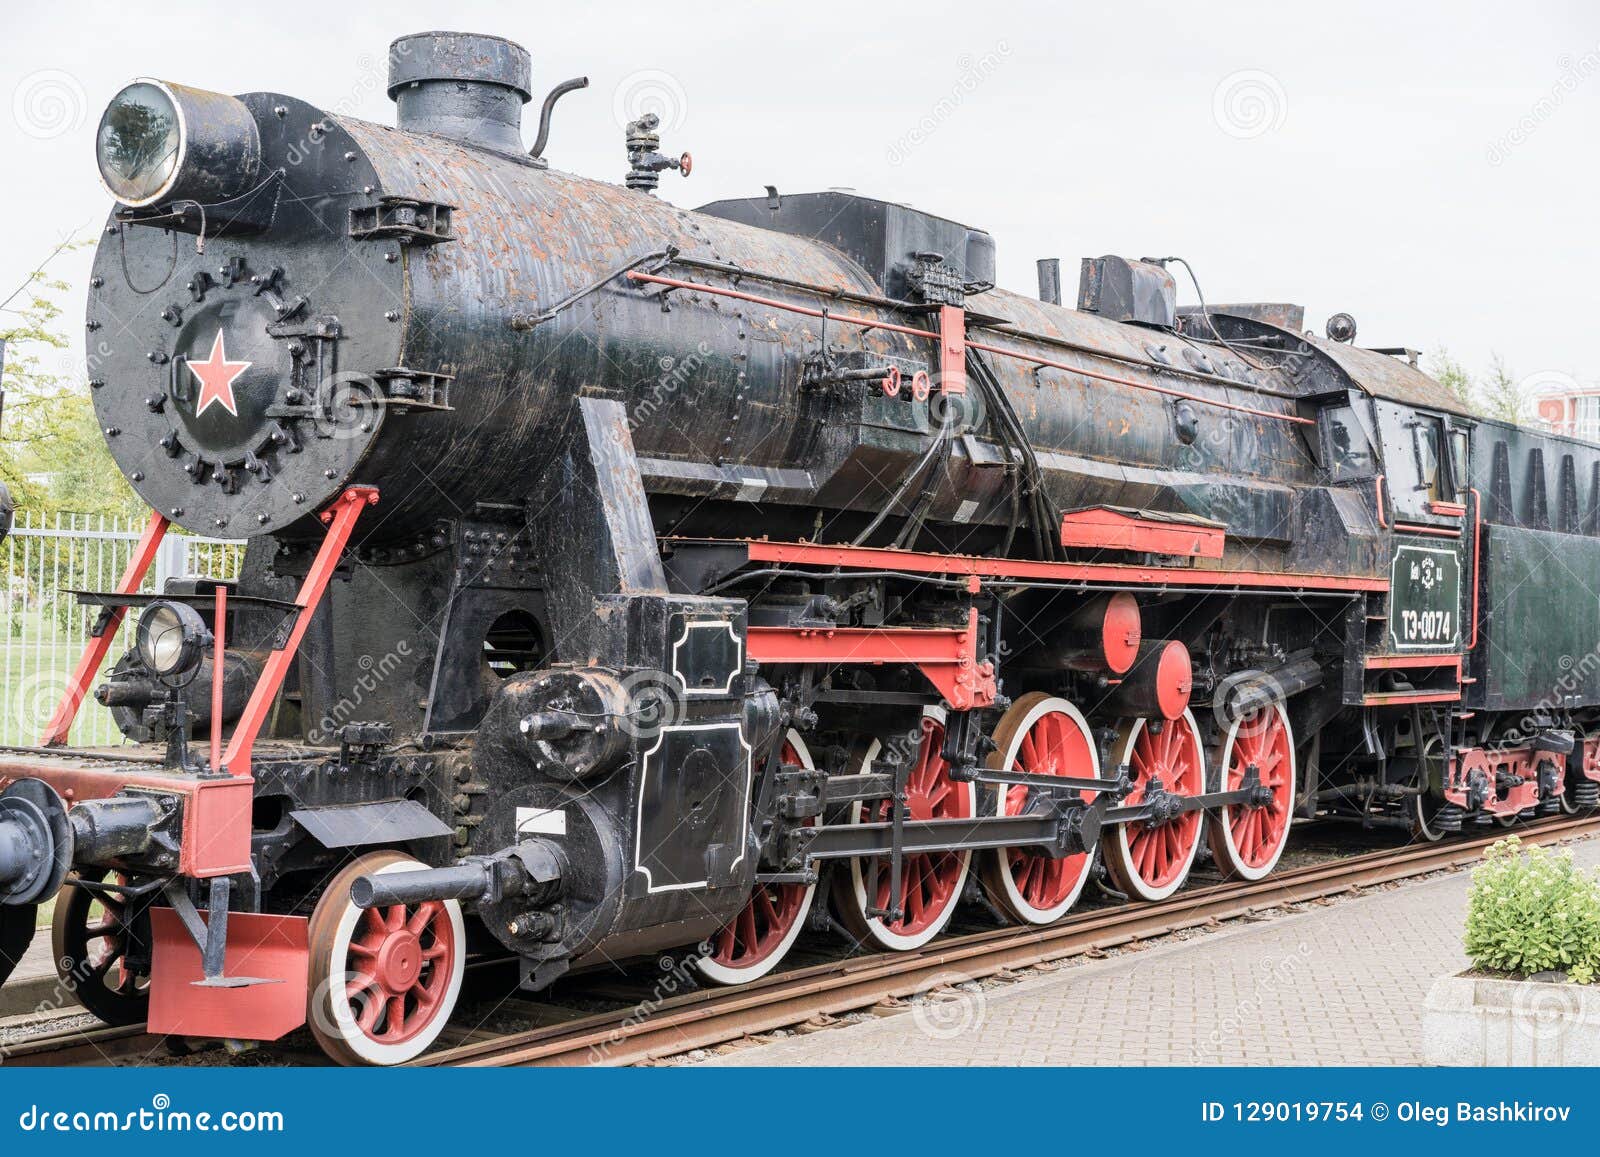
[
  {"x1": 980, "y1": 693, "x2": 1101, "y2": 924},
  {"x1": 1103, "y1": 710, "x2": 1206, "y2": 902},
  {"x1": 1408, "y1": 732, "x2": 1452, "y2": 842},
  {"x1": 307, "y1": 851, "x2": 466, "y2": 1066},
  {"x1": 1208, "y1": 702, "x2": 1297, "y2": 881},
  {"x1": 834, "y1": 707, "x2": 977, "y2": 951},
  {"x1": 52, "y1": 871, "x2": 152, "y2": 1026},
  {"x1": 696, "y1": 731, "x2": 820, "y2": 985}
]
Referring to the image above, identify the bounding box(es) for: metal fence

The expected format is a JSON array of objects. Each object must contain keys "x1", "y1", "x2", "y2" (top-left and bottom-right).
[{"x1": 0, "y1": 512, "x2": 245, "y2": 747}]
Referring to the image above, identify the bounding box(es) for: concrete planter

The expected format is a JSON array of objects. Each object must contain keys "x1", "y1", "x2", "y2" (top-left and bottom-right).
[{"x1": 1424, "y1": 972, "x2": 1600, "y2": 1065}]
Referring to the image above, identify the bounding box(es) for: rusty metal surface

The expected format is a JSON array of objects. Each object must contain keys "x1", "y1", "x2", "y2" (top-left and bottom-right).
[{"x1": 1308, "y1": 334, "x2": 1472, "y2": 418}]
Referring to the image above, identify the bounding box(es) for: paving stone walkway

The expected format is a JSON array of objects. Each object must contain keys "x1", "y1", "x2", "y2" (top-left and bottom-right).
[{"x1": 701, "y1": 837, "x2": 1600, "y2": 1066}]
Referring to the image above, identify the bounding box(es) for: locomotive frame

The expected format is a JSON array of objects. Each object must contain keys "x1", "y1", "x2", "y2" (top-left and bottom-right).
[{"x1": 1, "y1": 28, "x2": 1598, "y2": 1065}]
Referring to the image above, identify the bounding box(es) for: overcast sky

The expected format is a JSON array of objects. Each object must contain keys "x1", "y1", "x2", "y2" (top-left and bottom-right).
[{"x1": 4, "y1": 0, "x2": 1598, "y2": 396}]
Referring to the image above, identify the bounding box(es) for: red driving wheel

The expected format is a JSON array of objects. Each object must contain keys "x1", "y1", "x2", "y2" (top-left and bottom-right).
[
  {"x1": 1103, "y1": 711, "x2": 1206, "y2": 901},
  {"x1": 1208, "y1": 702, "x2": 1297, "y2": 880},
  {"x1": 835, "y1": 707, "x2": 976, "y2": 950},
  {"x1": 981, "y1": 692, "x2": 1100, "y2": 924}
]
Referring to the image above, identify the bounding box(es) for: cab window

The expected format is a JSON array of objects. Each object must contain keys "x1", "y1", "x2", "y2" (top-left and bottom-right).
[{"x1": 1412, "y1": 419, "x2": 1442, "y2": 498}]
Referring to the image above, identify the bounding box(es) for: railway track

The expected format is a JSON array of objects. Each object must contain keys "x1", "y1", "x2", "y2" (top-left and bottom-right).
[
  {"x1": 11, "y1": 813, "x2": 1597, "y2": 1068},
  {"x1": 417, "y1": 813, "x2": 1600, "y2": 1067}
]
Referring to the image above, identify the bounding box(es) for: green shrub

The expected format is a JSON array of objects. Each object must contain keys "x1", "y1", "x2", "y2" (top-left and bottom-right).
[{"x1": 1464, "y1": 837, "x2": 1600, "y2": 984}]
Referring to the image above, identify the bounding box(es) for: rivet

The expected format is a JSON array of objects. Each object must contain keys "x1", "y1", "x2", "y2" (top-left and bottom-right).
[
  {"x1": 363, "y1": 184, "x2": 375, "y2": 195},
  {"x1": 89, "y1": 379, "x2": 105, "y2": 389},
  {"x1": 90, "y1": 276, "x2": 104, "y2": 288},
  {"x1": 385, "y1": 310, "x2": 399, "y2": 321},
  {"x1": 130, "y1": 471, "x2": 144, "y2": 482},
  {"x1": 169, "y1": 507, "x2": 184, "y2": 517},
  {"x1": 258, "y1": 513, "x2": 270, "y2": 524},
  {"x1": 274, "y1": 105, "x2": 288, "y2": 118},
  {"x1": 344, "y1": 151, "x2": 357, "y2": 162},
  {"x1": 385, "y1": 252, "x2": 398, "y2": 263},
  {"x1": 86, "y1": 320, "x2": 100, "y2": 331},
  {"x1": 215, "y1": 518, "x2": 228, "y2": 528},
  {"x1": 324, "y1": 469, "x2": 337, "y2": 479},
  {"x1": 292, "y1": 492, "x2": 305, "y2": 504},
  {"x1": 103, "y1": 426, "x2": 120, "y2": 436}
]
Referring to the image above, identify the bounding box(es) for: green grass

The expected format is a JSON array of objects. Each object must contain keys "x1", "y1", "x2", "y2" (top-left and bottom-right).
[{"x1": 0, "y1": 607, "x2": 131, "y2": 746}]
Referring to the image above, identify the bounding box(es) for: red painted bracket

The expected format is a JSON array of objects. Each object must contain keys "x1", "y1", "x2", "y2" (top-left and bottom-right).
[
  {"x1": 221, "y1": 486, "x2": 378, "y2": 777},
  {"x1": 1059, "y1": 506, "x2": 1225, "y2": 559},
  {"x1": 937, "y1": 304, "x2": 966, "y2": 395},
  {"x1": 0, "y1": 757, "x2": 253, "y2": 877},
  {"x1": 1446, "y1": 745, "x2": 1541, "y2": 817},
  {"x1": 690, "y1": 537, "x2": 1389, "y2": 593},
  {"x1": 41, "y1": 510, "x2": 171, "y2": 746},
  {"x1": 1580, "y1": 736, "x2": 1600, "y2": 786},
  {"x1": 746, "y1": 607, "x2": 997, "y2": 710}
]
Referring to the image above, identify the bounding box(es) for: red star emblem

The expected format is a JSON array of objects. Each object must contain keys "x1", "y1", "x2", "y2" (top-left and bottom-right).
[{"x1": 188, "y1": 331, "x2": 250, "y2": 418}]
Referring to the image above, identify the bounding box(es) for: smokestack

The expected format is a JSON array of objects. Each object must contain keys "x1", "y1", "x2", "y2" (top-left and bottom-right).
[
  {"x1": 1037, "y1": 258, "x2": 1062, "y2": 306},
  {"x1": 387, "y1": 32, "x2": 532, "y2": 155}
]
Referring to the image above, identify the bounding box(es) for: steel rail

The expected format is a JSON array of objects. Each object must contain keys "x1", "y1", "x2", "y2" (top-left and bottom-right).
[
  {"x1": 13, "y1": 815, "x2": 1596, "y2": 1068},
  {"x1": 417, "y1": 813, "x2": 1600, "y2": 1068}
]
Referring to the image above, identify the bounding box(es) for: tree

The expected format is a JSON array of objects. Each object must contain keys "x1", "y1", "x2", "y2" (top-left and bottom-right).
[
  {"x1": 1426, "y1": 349, "x2": 1536, "y2": 427},
  {"x1": 0, "y1": 240, "x2": 142, "y2": 520},
  {"x1": 1479, "y1": 354, "x2": 1528, "y2": 426},
  {"x1": 1428, "y1": 347, "x2": 1478, "y2": 414}
]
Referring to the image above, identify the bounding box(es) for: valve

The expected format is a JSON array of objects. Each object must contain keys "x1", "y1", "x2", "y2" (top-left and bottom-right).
[{"x1": 625, "y1": 114, "x2": 691, "y2": 193}]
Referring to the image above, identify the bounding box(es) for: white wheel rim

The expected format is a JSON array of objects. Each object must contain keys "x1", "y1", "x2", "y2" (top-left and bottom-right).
[
  {"x1": 1107, "y1": 710, "x2": 1206, "y2": 902},
  {"x1": 845, "y1": 706, "x2": 975, "y2": 950},
  {"x1": 1211, "y1": 701, "x2": 1296, "y2": 881},
  {"x1": 323, "y1": 859, "x2": 466, "y2": 1066},
  {"x1": 989, "y1": 696, "x2": 1099, "y2": 924},
  {"x1": 696, "y1": 731, "x2": 819, "y2": 984}
]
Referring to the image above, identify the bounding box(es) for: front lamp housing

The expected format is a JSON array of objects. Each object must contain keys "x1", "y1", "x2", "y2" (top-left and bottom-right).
[
  {"x1": 136, "y1": 600, "x2": 210, "y2": 680},
  {"x1": 96, "y1": 78, "x2": 261, "y2": 209}
]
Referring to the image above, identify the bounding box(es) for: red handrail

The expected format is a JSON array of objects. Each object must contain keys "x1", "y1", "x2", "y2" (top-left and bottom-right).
[
  {"x1": 40, "y1": 510, "x2": 171, "y2": 746},
  {"x1": 220, "y1": 487, "x2": 377, "y2": 777}
]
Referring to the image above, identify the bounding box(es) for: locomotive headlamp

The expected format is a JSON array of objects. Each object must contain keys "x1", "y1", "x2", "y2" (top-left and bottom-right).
[
  {"x1": 136, "y1": 600, "x2": 210, "y2": 679},
  {"x1": 96, "y1": 79, "x2": 260, "y2": 209}
]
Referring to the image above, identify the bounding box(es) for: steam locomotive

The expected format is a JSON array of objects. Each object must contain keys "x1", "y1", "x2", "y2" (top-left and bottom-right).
[{"x1": 0, "y1": 30, "x2": 1596, "y2": 1065}]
